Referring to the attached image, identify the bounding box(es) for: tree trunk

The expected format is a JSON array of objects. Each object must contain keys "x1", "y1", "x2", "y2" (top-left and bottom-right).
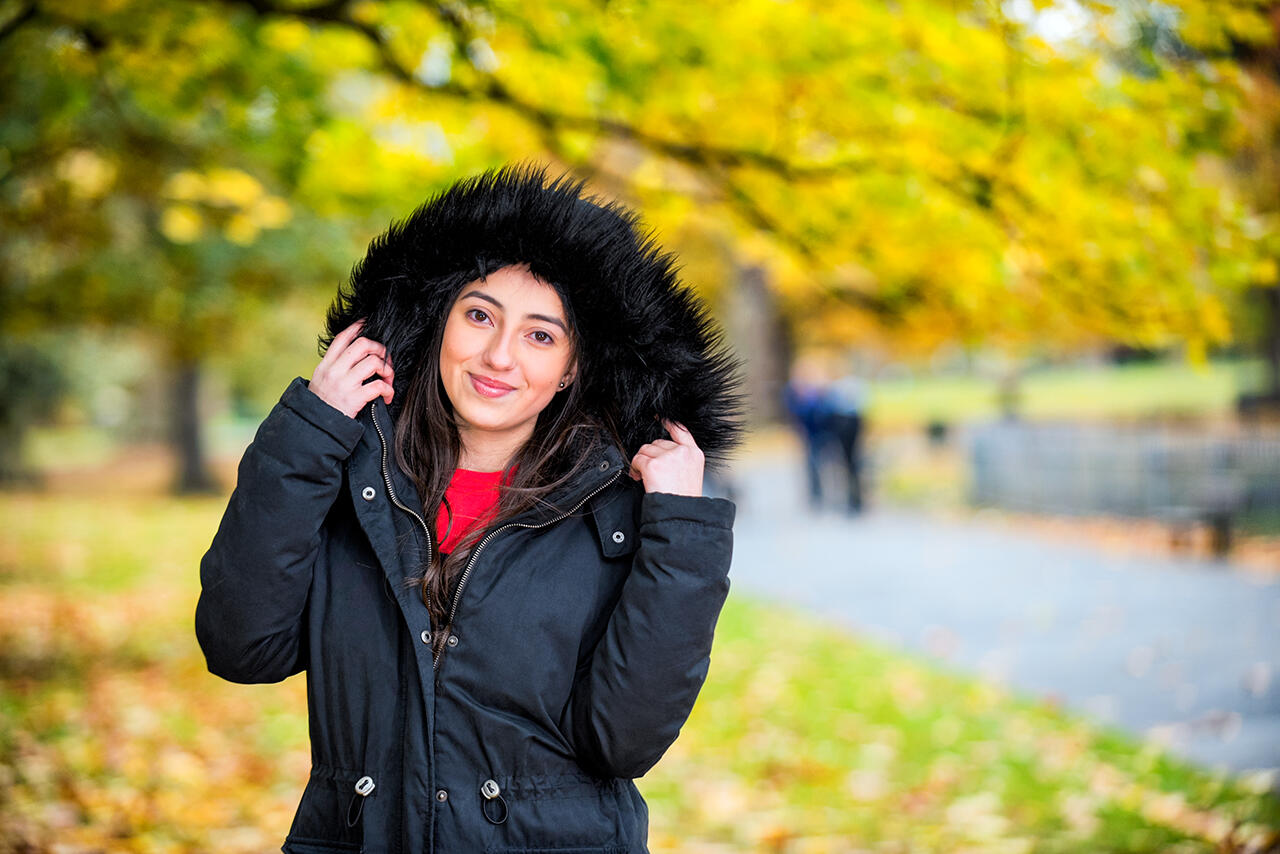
[
  {"x1": 171, "y1": 358, "x2": 218, "y2": 494},
  {"x1": 725, "y1": 262, "x2": 789, "y2": 425}
]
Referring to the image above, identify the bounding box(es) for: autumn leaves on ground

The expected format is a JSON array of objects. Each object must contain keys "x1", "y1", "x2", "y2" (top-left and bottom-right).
[{"x1": 1, "y1": 482, "x2": 1277, "y2": 853}]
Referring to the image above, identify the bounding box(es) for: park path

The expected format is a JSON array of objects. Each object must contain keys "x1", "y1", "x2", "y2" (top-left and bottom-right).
[{"x1": 724, "y1": 450, "x2": 1280, "y2": 778}]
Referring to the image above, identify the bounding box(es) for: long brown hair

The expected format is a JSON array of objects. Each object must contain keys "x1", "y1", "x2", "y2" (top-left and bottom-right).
[{"x1": 391, "y1": 266, "x2": 622, "y2": 642}]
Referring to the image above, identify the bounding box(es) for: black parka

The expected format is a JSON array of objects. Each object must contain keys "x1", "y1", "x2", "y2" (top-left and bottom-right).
[{"x1": 195, "y1": 168, "x2": 742, "y2": 854}]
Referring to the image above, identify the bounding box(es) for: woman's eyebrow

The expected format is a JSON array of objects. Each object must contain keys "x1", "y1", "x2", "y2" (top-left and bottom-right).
[
  {"x1": 528, "y1": 313, "x2": 568, "y2": 334},
  {"x1": 460, "y1": 290, "x2": 567, "y2": 334},
  {"x1": 460, "y1": 289, "x2": 499, "y2": 308}
]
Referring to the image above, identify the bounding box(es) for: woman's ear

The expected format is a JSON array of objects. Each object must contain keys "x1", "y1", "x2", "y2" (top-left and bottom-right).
[{"x1": 559, "y1": 366, "x2": 577, "y2": 391}]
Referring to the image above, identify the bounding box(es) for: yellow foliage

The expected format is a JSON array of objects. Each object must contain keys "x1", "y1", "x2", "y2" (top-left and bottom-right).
[
  {"x1": 1253, "y1": 257, "x2": 1279, "y2": 284},
  {"x1": 250, "y1": 196, "x2": 293, "y2": 229},
  {"x1": 203, "y1": 169, "x2": 265, "y2": 208},
  {"x1": 260, "y1": 19, "x2": 311, "y2": 53},
  {"x1": 162, "y1": 170, "x2": 207, "y2": 202},
  {"x1": 56, "y1": 150, "x2": 117, "y2": 200},
  {"x1": 224, "y1": 213, "x2": 260, "y2": 246},
  {"x1": 160, "y1": 205, "x2": 204, "y2": 244}
]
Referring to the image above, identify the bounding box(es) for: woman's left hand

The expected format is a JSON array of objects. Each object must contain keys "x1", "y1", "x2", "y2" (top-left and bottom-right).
[{"x1": 629, "y1": 419, "x2": 705, "y2": 497}]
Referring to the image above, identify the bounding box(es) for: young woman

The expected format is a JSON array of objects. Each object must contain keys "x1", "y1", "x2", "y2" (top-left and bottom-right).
[{"x1": 196, "y1": 167, "x2": 741, "y2": 853}]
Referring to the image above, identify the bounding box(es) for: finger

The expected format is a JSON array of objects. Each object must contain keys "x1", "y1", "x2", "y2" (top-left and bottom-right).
[
  {"x1": 359, "y1": 379, "x2": 394, "y2": 407},
  {"x1": 318, "y1": 321, "x2": 365, "y2": 372},
  {"x1": 328, "y1": 319, "x2": 366, "y2": 358},
  {"x1": 334, "y1": 337, "x2": 388, "y2": 375},
  {"x1": 348, "y1": 353, "x2": 394, "y2": 390},
  {"x1": 662, "y1": 419, "x2": 697, "y2": 446},
  {"x1": 629, "y1": 450, "x2": 654, "y2": 469}
]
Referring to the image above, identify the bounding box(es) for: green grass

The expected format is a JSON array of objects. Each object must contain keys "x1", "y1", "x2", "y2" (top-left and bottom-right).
[
  {"x1": 866, "y1": 358, "x2": 1266, "y2": 429},
  {"x1": 1, "y1": 491, "x2": 1276, "y2": 853},
  {"x1": 641, "y1": 600, "x2": 1279, "y2": 852}
]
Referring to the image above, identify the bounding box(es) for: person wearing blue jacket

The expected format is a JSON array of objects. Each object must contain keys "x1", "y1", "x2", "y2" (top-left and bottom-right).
[{"x1": 195, "y1": 166, "x2": 742, "y2": 853}]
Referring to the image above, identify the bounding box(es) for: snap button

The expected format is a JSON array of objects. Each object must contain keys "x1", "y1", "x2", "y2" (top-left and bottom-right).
[
  {"x1": 598, "y1": 459, "x2": 609, "y2": 471},
  {"x1": 361, "y1": 486, "x2": 376, "y2": 501},
  {"x1": 435, "y1": 788, "x2": 448, "y2": 802},
  {"x1": 420, "y1": 630, "x2": 431, "y2": 645},
  {"x1": 446, "y1": 634, "x2": 459, "y2": 648},
  {"x1": 611, "y1": 530, "x2": 625, "y2": 544}
]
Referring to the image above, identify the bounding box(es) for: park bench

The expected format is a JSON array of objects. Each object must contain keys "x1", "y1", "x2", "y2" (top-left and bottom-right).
[
  {"x1": 970, "y1": 423, "x2": 1273, "y2": 559},
  {"x1": 1158, "y1": 477, "x2": 1247, "y2": 558}
]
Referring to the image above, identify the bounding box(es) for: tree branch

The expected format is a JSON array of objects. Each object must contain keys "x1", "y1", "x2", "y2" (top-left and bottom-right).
[
  {"x1": 215, "y1": 0, "x2": 1034, "y2": 317},
  {"x1": 222, "y1": 0, "x2": 888, "y2": 180},
  {"x1": 0, "y1": 2, "x2": 37, "y2": 47}
]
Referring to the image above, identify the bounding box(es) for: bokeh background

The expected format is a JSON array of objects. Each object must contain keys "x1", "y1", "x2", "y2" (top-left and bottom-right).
[{"x1": 2, "y1": 0, "x2": 1280, "y2": 851}]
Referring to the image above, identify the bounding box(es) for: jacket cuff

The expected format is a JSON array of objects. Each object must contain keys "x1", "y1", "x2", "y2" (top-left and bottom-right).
[
  {"x1": 279, "y1": 376, "x2": 366, "y2": 452},
  {"x1": 640, "y1": 491, "x2": 736, "y2": 530}
]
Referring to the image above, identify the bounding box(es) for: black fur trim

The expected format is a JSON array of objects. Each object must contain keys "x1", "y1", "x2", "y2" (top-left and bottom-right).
[{"x1": 322, "y1": 165, "x2": 744, "y2": 467}]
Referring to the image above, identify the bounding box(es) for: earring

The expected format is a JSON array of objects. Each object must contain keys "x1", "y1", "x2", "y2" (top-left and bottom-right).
[{"x1": 558, "y1": 381, "x2": 566, "y2": 389}]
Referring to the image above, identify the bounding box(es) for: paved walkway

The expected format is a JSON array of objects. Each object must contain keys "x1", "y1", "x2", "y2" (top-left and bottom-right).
[{"x1": 726, "y1": 453, "x2": 1280, "y2": 777}]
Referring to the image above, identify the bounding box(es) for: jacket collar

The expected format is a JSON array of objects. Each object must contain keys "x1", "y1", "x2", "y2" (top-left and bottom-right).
[{"x1": 360, "y1": 396, "x2": 629, "y2": 529}]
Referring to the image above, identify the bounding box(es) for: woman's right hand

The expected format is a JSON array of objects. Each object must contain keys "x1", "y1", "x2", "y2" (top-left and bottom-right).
[{"x1": 309, "y1": 319, "x2": 395, "y2": 419}]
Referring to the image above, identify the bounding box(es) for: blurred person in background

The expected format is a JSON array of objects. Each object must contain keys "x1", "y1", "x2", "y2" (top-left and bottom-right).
[
  {"x1": 828, "y1": 369, "x2": 868, "y2": 515},
  {"x1": 195, "y1": 167, "x2": 741, "y2": 853},
  {"x1": 784, "y1": 354, "x2": 835, "y2": 510}
]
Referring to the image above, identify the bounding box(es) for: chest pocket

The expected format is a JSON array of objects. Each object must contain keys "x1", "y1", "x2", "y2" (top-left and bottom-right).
[{"x1": 588, "y1": 485, "x2": 640, "y2": 560}]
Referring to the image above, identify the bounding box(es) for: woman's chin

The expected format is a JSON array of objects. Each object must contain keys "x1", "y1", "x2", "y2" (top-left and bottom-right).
[{"x1": 454, "y1": 405, "x2": 535, "y2": 437}]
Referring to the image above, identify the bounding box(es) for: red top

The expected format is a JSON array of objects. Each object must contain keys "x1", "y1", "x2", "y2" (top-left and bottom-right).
[{"x1": 434, "y1": 468, "x2": 507, "y2": 554}]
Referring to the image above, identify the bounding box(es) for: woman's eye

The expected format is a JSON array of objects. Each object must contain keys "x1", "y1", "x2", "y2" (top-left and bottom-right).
[
  {"x1": 465, "y1": 308, "x2": 490, "y2": 324},
  {"x1": 530, "y1": 330, "x2": 554, "y2": 345}
]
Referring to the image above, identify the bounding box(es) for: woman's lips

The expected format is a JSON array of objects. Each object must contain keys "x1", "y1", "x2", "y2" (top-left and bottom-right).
[{"x1": 468, "y1": 373, "x2": 515, "y2": 398}]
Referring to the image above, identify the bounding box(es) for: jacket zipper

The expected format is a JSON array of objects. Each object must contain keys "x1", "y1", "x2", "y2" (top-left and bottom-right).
[
  {"x1": 368, "y1": 403, "x2": 435, "y2": 603},
  {"x1": 370, "y1": 403, "x2": 624, "y2": 670},
  {"x1": 435, "y1": 466, "x2": 625, "y2": 669}
]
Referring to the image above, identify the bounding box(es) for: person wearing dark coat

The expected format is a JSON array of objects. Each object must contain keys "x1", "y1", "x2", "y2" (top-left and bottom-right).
[
  {"x1": 782, "y1": 361, "x2": 834, "y2": 510},
  {"x1": 195, "y1": 167, "x2": 743, "y2": 854}
]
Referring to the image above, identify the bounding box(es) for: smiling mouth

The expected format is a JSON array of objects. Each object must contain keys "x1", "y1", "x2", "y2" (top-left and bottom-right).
[{"x1": 468, "y1": 373, "x2": 516, "y2": 398}]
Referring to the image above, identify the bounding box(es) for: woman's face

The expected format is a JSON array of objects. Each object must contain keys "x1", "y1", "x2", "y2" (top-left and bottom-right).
[{"x1": 439, "y1": 265, "x2": 576, "y2": 462}]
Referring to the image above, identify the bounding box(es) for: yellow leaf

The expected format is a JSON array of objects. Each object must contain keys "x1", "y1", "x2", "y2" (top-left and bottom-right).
[
  {"x1": 225, "y1": 213, "x2": 260, "y2": 245},
  {"x1": 250, "y1": 196, "x2": 293, "y2": 229},
  {"x1": 204, "y1": 168, "x2": 264, "y2": 208},
  {"x1": 160, "y1": 205, "x2": 203, "y2": 243},
  {"x1": 1252, "y1": 258, "x2": 1278, "y2": 284},
  {"x1": 56, "y1": 150, "x2": 116, "y2": 200},
  {"x1": 162, "y1": 170, "x2": 206, "y2": 202}
]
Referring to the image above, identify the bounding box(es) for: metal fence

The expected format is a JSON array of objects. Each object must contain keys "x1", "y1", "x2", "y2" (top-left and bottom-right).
[{"x1": 969, "y1": 421, "x2": 1280, "y2": 519}]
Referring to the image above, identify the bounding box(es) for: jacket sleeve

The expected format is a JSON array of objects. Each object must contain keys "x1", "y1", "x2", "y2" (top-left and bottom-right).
[
  {"x1": 195, "y1": 377, "x2": 366, "y2": 684},
  {"x1": 568, "y1": 490, "x2": 735, "y2": 779}
]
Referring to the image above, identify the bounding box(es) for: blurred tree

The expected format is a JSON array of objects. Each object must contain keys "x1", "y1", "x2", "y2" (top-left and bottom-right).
[
  {"x1": 0, "y1": 339, "x2": 67, "y2": 484},
  {"x1": 1, "y1": 0, "x2": 1273, "y2": 485},
  {"x1": 186, "y1": 0, "x2": 1267, "y2": 355},
  {"x1": 0, "y1": 1, "x2": 358, "y2": 490},
  {"x1": 1089, "y1": 0, "x2": 1280, "y2": 400},
  {"x1": 1197, "y1": 2, "x2": 1280, "y2": 401}
]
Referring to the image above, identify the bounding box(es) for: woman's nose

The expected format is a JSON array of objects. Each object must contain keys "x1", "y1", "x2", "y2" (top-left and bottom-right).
[{"x1": 483, "y1": 331, "x2": 517, "y2": 369}]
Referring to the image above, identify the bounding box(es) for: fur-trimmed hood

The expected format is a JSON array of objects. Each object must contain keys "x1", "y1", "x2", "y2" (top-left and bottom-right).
[{"x1": 321, "y1": 165, "x2": 743, "y2": 468}]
